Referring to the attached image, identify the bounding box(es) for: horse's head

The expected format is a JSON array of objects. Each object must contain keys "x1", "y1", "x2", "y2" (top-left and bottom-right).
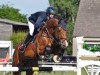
[
  {"x1": 44, "y1": 18, "x2": 68, "y2": 62},
  {"x1": 52, "y1": 25, "x2": 68, "y2": 62},
  {"x1": 53, "y1": 26, "x2": 68, "y2": 49},
  {"x1": 45, "y1": 18, "x2": 68, "y2": 48},
  {"x1": 45, "y1": 18, "x2": 68, "y2": 51}
]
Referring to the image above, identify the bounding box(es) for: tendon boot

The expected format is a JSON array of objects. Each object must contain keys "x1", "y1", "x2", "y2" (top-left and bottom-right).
[{"x1": 20, "y1": 33, "x2": 32, "y2": 52}]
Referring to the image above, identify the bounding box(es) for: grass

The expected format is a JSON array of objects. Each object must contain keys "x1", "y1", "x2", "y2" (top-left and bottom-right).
[
  {"x1": 0, "y1": 71, "x2": 75, "y2": 75},
  {"x1": 0, "y1": 69, "x2": 87, "y2": 75}
]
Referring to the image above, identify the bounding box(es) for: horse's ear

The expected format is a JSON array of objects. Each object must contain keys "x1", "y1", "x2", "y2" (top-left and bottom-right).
[{"x1": 55, "y1": 15, "x2": 61, "y2": 20}]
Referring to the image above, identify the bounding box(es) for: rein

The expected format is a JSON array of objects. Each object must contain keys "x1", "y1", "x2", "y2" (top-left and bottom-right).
[{"x1": 43, "y1": 23, "x2": 59, "y2": 45}]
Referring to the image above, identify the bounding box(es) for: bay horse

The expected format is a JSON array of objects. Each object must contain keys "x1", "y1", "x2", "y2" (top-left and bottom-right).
[{"x1": 12, "y1": 18, "x2": 68, "y2": 75}]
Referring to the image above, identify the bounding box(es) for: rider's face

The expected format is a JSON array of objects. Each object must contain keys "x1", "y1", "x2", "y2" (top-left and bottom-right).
[{"x1": 49, "y1": 14, "x2": 54, "y2": 18}]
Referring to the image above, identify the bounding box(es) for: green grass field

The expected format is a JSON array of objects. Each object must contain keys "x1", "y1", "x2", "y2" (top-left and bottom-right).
[
  {"x1": 0, "y1": 69, "x2": 86, "y2": 75},
  {"x1": 0, "y1": 71, "x2": 76, "y2": 75}
]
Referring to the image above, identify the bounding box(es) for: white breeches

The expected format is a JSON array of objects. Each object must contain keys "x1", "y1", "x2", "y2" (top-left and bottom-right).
[{"x1": 28, "y1": 20, "x2": 35, "y2": 36}]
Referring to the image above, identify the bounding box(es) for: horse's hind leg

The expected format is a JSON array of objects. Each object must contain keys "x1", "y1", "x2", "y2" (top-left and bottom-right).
[{"x1": 13, "y1": 71, "x2": 21, "y2": 75}]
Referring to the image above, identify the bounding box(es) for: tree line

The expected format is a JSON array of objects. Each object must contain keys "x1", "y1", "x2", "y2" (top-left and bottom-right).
[{"x1": 0, "y1": 4, "x2": 27, "y2": 23}]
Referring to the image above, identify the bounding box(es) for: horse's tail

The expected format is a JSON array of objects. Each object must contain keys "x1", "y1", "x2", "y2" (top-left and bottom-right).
[{"x1": 12, "y1": 44, "x2": 20, "y2": 67}]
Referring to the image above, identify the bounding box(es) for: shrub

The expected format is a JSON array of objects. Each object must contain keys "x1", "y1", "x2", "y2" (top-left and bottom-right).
[
  {"x1": 10, "y1": 31, "x2": 26, "y2": 48},
  {"x1": 83, "y1": 43, "x2": 100, "y2": 52}
]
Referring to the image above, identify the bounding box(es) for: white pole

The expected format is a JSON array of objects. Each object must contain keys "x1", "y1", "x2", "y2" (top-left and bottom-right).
[
  {"x1": 91, "y1": 65, "x2": 94, "y2": 75},
  {"x1": 0, "y1": 67, "x2": 18, "y2": 72},
  {"x1": 77, "y1": 50, "x2": 81, "y2": 75},
  {"x1": 95, "y1": 67, "x2": 100, "y2": 75},
  {"x1": 76, "y1": 37, "x2": 84, "y2": 75}
]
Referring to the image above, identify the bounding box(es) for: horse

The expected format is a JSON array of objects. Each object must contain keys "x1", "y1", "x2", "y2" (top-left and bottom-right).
[{"x1": 12, "y1": 18, "x2": 68, "y2": 75}]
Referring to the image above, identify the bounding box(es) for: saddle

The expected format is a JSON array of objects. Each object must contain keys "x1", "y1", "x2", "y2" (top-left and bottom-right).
[{"x1": 19, "y1": 34, "x2": 37, "y2": 53}]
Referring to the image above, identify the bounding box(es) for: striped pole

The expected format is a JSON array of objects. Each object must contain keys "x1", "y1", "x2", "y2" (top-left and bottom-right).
[
  {"x1": 20, "y1": 67, "x2": 53, "y2": 71},
  {"x1": 0, "y1": 67, "x2": 52, "y2": 72},
  {"x1": 0, "y1": 66, "x2": 76, "y2": 72}
]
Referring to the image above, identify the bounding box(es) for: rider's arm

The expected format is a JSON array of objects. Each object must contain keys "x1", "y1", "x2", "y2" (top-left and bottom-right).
[{"x1": 35, "y1": 16, "x2": 44, "y2": 29}]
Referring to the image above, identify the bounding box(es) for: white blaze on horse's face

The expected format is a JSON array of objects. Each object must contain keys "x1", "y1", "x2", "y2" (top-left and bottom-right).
[
  {"x1": 60, "y1": 40, "x2": 68, "y2": 48},
  {"x1": 65, "y1": 40, "x2": 68, "y2": 47}
]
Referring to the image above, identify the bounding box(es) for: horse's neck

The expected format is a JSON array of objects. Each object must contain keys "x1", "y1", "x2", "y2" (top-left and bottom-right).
[{"x1": 34, "y1": 26, "x2": 46, "y2": 41}]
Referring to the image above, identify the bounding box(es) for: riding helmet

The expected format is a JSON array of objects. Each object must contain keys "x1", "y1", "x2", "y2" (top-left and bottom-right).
[{"x1": 46, "y1": 6, "x2": 56, "y2": 15}]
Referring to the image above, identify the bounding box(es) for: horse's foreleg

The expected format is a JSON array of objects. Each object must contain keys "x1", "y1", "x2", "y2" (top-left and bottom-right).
[
  {"x1": 12, "y1": 48, "x2": 20, "y2": 66},
  {"x1": 26, "y1": 70, "x2": 33, "y2": 75}
]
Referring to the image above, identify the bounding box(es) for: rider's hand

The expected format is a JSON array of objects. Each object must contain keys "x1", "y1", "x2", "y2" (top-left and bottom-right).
[{"x1": 43, "y1": 22, "x2": 46, "y2": 25}]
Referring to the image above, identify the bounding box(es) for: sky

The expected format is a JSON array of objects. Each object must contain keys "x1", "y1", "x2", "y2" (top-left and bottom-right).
[{"x1": 0, "y1": 0, "x2": 50, "y2": 17}]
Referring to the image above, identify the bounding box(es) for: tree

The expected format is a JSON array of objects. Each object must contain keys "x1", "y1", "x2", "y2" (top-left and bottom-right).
[
  {"x1": 0, "y1": 4, "x2": 27, "y2": 23},
  {"x1": 49, "y1": 0, "x2": 80, "y2": 54}
]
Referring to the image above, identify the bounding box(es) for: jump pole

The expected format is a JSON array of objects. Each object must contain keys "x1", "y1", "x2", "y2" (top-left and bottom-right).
[
  {"x1": 0, "y1": 67, "x2": 52, "y2": 72},
  {"x1": 0, "y1": 66, "x2": 76, "y2": 72}
]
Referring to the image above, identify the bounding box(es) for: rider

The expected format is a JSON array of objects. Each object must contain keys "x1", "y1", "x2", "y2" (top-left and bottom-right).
[{"x1": 20, "y1": 6, "x2": 56, "y2": 51}]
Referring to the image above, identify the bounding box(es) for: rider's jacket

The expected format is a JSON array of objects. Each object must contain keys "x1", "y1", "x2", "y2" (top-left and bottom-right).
[
  {"x1": 28, "y1": 11, "x2": 47, "y2": 29},
  {"x1": 29, "y1": 11, "x2": 67, "y2": 31}
]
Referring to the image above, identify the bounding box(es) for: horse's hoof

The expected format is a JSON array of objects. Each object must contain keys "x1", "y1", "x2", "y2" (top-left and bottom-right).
[{"x1": 53, "y1": 55, "x2": 60, "y2": 63}]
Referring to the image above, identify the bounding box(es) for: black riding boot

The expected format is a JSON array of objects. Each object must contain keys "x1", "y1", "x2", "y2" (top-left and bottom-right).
[
  {"x1": 20, "y1": 33, "x2": 32, "y2": 51},
  {"x1": 31, "y1": 28, "x2": 39, "y2": 42}
]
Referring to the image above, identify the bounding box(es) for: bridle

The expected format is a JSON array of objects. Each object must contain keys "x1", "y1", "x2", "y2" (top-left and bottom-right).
[
  {"x1": 43, "y1": 23, "x2": 60, "y2": 45},
  {"x1": 53, "y1": 26, "x2": 67, "y2": 43}
]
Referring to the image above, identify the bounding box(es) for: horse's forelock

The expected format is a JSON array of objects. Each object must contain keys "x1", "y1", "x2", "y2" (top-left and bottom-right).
[
  {"x1": 46, "y1": 18, "x2": 59, "y2": 28},
  {"x1": 51, "y1": 18, "x2": 58, "y2": 25}
]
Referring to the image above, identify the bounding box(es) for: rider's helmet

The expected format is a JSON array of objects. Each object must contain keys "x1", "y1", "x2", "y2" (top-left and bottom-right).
[{"x1": 46, "y1": 6, "x2": 56, "y2": 15}]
